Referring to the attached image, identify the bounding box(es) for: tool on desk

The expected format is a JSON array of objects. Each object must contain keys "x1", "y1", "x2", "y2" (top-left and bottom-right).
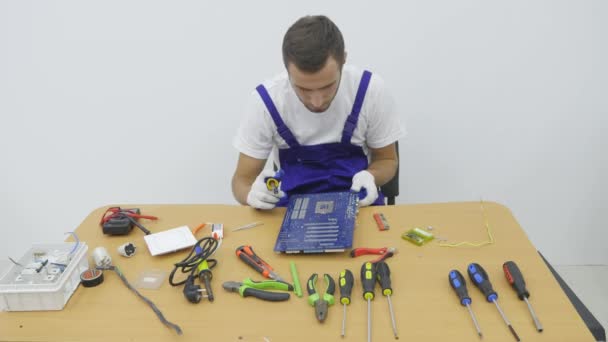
[
  {"x1": 503, "y1": 261, "x2": 543, "y2": 332},
  {"x1": 264, "y1": 169, "x2": 285, "y2": 195},
  {"x1": 290, "y1": 261, "x2": 303, "y2": 297},
  {"x1": 236, "y1": 245, "x2": 286, "y2": 282},
  {"x1": 376, "y1": 261, "x2": 398, "y2": 339},
  {"x1": 222, "y1": 278, "x2": 292, "y2": 301},
  {"x1": 307, "y1": 273, "x2": 335, "y2": 322},
  {"x1": 449, "y1": 269, "x2": 483, "y2": 339},
  {"x1": 373, "y1": 213, "x2": 390, "y2": 231},
  {"x1": 468, "y1": 263, "x2": 520, "y2": 341},
  {"x1": 232, "y1": 221, "x2": 264, "y2": 232},
  {"x1": 361, "y1": 262, "x2": 376, "y2": 342},
  {"x1": 338, "y1": 269, "x2": 354, "y2": 337},
  {"x1": 169, "y1": 236, "x2": 219, "y2": 304},
  {"x1": 197, "y1": 260, "x2": 214, "y2": 302},
  {"x1": 100, "y1": 207, "x2": 157, "y2": 235},
  {"x1": 350, "y1": 247, "x2": 397, "y2": 263}
]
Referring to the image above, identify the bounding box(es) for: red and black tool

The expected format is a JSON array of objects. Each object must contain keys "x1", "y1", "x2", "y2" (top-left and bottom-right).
[
  {"x1": 100, "y1": 207, "x2": 158, "y2": 235},
  {"x1": 350, "y1": 247, "x2": 397, "y2": 263},
  {"x1": 235, "y1": 245, "x2": 286, "y2": 282},
  {"x1": 503, "y1": 261, "x2": 543, "y2": 332}
]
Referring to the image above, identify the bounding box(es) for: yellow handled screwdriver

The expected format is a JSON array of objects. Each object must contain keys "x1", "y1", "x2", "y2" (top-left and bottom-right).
[
  {"x1": 361, "y1": 262, "x2": 376, "y2": 342},
  {"x1": 339, "y1": 269, "x2": 354, "y2": 337},
  {"x1": 376, "y1": 261, "x2": 398, "y2": 339}
]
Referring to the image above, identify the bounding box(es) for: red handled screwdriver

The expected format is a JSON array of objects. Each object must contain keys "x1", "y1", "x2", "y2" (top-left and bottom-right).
[{"x1": 503, "y1": 261, "x2": 543, "y2": 332}]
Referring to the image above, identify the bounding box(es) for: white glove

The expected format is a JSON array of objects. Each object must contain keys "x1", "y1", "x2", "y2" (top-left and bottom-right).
[
  {"x1": 246, "y1": 169, "x2": 286, "y2": 210},
  {"x1": 350, "y1": 170, "x2": 378, "y2": 207}
]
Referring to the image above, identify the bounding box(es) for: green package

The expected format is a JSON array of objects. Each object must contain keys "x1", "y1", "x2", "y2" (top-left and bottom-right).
[{"x1": 402, "y1": 227, "x2": 434, "y2": 246}]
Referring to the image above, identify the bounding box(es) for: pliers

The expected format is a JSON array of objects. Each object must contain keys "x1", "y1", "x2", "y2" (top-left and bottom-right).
[
  {"x1": 222, "y1": 278, "x2": 293, "y2": 302},
  {"x1": 307, "y1": 273, "x2": 336, "y2": 322}
]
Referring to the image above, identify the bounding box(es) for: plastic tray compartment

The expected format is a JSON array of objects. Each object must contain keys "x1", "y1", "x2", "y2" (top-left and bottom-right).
[{"x1": 0, "y1": 242, "x2": 89, "y2": 311}]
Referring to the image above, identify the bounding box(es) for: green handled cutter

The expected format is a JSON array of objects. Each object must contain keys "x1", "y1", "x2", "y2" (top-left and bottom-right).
[{"x1": 222, "y1": 278, "x2": 292, "y2": 302}]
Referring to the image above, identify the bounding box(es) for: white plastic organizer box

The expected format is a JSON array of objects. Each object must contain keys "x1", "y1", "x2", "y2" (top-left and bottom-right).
[{"x1": 0, "y1": 242, "x2": 89, "y2": 311}]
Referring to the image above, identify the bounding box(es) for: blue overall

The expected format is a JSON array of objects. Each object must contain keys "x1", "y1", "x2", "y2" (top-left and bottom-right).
[{"x1": 256, "y1": 70, "x2": 385, "y2": 207}]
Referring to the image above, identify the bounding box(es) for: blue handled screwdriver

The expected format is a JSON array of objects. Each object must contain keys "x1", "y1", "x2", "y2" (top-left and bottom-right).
[
  {"x1": 468, "y1": 263, "x2": 520, "y2": 342},
  {"x1": 449, "y1": 270, "x2": 483, "y2": 338}
]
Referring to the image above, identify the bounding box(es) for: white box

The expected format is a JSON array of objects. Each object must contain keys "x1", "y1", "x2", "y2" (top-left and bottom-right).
[
  {"x1": 0, "y1": 242, "x2": 89, "y2": 311},
  {"x1": 143, "y1": 225, "x2": 197, "y2": 256}
]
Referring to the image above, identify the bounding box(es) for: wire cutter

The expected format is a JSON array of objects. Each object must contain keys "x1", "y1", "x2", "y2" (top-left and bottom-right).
[
  {"x1": 235, "y1": 245, "x2": 287, "y2": 282},
  {"x1": 264, "y1": 169, "x2": 285, "y2": 195},
  {"x1": 350, "y1": 247, "x2": 398, "y2": 263},
  {"x1": 222, "y1": 278, "x2": 292, "y2": 302},
  {"x1": 307, "y1": 273, "x2": 336, "y2": 322}
]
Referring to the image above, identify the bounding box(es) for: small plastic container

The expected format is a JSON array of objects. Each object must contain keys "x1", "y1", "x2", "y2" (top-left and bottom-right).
[{"x1": 0, "y1": 242, "x2": 89, "y2": 311}]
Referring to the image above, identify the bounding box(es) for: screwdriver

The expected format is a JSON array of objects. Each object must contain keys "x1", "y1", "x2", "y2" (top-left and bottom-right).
[
  {"x1": 503, "y1": 261, "x2": 543, "y2": 332},
  {"x1": 338, "y1": 269, "x2": 354, "y2": 337},
  {"x1": 376, "y1": 261, "x2": 398, "y2": 339},
  {"x1": 468, "y1": 263, "x2": 520, "y2": 342},
  {"x1": 235, "y1": 245, "x2": 286, "y2": 282},
  {"x1": 449, "y1": 269, "x2": 483, "y2": 338},
  {"x1": 361, "y1": 262, "x2": 376, "y2": 342}
]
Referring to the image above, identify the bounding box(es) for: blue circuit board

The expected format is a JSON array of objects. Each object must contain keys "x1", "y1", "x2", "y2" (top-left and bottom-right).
[{"x1": 274, "y1": 191, "x2": 359, "y2": 253}]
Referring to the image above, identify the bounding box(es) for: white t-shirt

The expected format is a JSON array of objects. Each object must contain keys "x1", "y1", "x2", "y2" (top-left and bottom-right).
[{"x1": 233, "y1": 65, "x2": 405, "y2": 163}]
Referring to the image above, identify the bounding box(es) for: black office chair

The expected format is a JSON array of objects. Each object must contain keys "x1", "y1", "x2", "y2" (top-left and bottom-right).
[{"x1": 380, "y1": 141, "x2": 400, "y2": 205}]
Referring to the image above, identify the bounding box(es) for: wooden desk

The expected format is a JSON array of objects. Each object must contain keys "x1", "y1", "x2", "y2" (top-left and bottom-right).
[{"x1": 0, "y1": 202, "x2": 596, "y2": 341}]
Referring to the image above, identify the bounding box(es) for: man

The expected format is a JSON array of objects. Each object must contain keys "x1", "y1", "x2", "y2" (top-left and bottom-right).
[{"x1": 232, "y1": 15, "x2": 404, "y2": 209}]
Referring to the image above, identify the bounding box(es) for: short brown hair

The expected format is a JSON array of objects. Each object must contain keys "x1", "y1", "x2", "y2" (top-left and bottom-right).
[{"x1": 282, "y1": 15, "x2": 345, "y2": 73}]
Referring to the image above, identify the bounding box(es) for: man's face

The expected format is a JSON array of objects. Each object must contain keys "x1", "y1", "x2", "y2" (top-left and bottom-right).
[{"x1": 288, "y1": 57, "x2": 342, "y2": 113}]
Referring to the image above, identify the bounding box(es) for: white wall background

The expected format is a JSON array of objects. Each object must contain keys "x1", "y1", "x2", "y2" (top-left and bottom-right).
[{"x1": 1, "y1": 1, "x2": 606, "y2": 265}]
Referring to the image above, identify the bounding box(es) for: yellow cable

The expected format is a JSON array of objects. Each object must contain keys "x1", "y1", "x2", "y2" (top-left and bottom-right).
[{"x1": 438, "y1": 199, "x2": 495, "y2": 248}]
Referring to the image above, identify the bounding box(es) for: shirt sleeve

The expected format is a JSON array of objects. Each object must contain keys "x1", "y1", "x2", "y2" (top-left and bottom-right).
[
  {"x1": 364, "y1": 74, "x2": 406, "y2": 149},
  {"x1": 232, "y1": 90, "x2": 276, "y2": 160}
]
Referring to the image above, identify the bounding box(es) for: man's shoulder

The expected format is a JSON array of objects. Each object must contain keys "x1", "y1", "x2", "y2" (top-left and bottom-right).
[
  {"x1": 343, "y1": 65, "x2": 386, "y2": 92},
  {"x1": 257, "y1": 71, "x2": 290, "y2": 94}
]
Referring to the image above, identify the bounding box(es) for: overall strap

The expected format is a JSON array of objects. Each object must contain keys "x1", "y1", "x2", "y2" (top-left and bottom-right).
[
  {"x1": 255, "y1": 85, "x2": 300, "y2": 148},
  {"x1": 341, "y1": 70, "x2": 372, "y2": 144}
]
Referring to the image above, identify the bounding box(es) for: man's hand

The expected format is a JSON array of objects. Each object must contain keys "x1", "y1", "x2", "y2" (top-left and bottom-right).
[
  {"x1": 351, "y1": 170, "x2": 378, "y2": 207},
  {"x1": 246, "y1": 169, "x2": 286, "y2": 210}
]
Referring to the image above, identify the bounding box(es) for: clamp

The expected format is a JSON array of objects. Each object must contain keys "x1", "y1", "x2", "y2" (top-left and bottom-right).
[{"x1": 307, "y1": 273, "x2": 336, "y2": 322}]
